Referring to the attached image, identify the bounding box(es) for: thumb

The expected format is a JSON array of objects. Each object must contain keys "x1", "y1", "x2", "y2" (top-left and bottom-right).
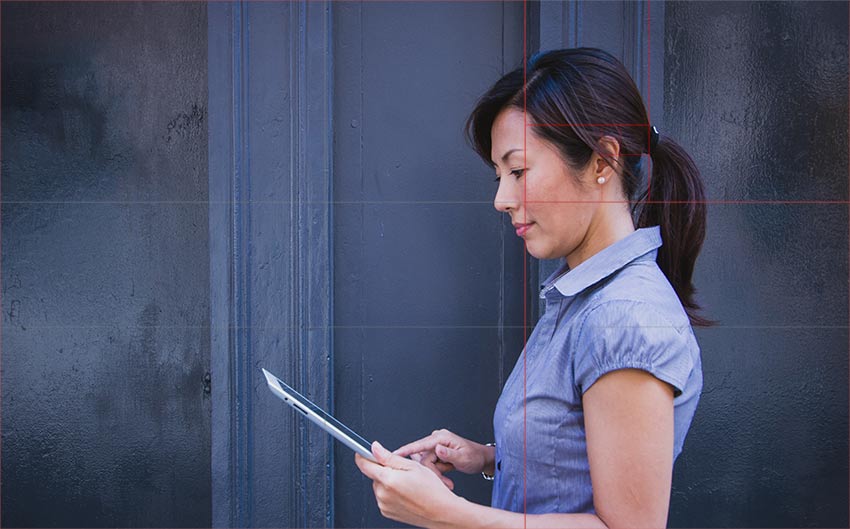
[
  {"x1": 372, "y1": 441, "x2": 413, "y2": 470},
  {"x1": 435, "y1": 443, "x2": 458, "y2": 462}
]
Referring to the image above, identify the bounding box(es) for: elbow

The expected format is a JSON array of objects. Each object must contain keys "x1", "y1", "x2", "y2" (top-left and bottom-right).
[{"x1": 595, "y1": 508, "x2": 668, "y2": 529}]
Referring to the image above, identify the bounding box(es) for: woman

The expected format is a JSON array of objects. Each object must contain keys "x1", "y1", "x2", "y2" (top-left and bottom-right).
[{"x1": 355, "y1": 47, "x2": 710, "y2": 529}]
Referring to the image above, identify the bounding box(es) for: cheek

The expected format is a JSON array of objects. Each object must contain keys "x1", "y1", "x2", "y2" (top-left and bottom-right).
[
  {"x1": 537, "y1": 201, "x2": 583, "y2": 227},
  {"x1": 535, "y1": 203, "x2": 593, "y2": 252}
]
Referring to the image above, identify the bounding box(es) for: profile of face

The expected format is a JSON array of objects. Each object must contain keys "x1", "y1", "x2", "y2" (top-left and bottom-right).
[{"x1": 491, "y1": 107, "x2": 616, "y2": 262}]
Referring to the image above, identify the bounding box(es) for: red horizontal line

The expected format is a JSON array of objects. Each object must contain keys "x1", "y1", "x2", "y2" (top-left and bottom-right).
[
  {"x1": 4, "y1": 199, "x2": 848, "y2": 205},
  {"x1": 527, "y1": 123, "x2": 651, "y2": 127},
  {"x1": 5, "y1": 0, "x2": 532, "y2": 2},
  {"x1": 505, "y1": 200, "x2": 850, "y2": 205}
]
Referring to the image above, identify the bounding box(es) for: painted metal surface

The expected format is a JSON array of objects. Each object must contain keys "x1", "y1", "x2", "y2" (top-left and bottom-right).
[
  {"x1": 208, "y1": 2, "x2": 334, "y2": 527},
  {"x1": 663, "y1": 2, "x2": 848, "y2": 526},
  {"x1": 1, "y1": 2, "x2": 211, "y2": 527},
  {"x1": 331, "y1": 2, "x2": 529, "y2": 526}
]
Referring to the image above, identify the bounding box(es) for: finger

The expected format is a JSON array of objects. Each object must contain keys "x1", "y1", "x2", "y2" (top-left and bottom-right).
[
  {"x1": 435, "y1": 443, "x2": 459, "y2": 463},
  {"x1": 354, "y1": 452, "x2": 383, "y2": 481},
  {"x1": 435, "y1": 461, "x2": 455, "y2": 473},
  {"x1": 393, "y1": 430, "x2": 455, "y2": 456},
  {"x1": 415, "y1": 453, "x2": 454, "y2": 490},
  {"x1": 418, "y1": 453, "x2": 441, "y2": 474},
  {"x1": 421, "y1": 449, "x2": 454, "y2": 473},
  {"x1": 417, "y1": 450, "x2": 438, "y2": 464},
  {"x1": 393, "y1": 437, "x2": 441, "y2": 457},
  {"x1": 372, "y1": 440, "x2": 414, "y2": 470}
]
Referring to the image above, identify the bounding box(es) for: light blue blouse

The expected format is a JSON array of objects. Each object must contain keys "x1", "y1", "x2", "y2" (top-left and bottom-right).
[{"x1": 491, "y1": 225, "x2": 703, "y2": 515}]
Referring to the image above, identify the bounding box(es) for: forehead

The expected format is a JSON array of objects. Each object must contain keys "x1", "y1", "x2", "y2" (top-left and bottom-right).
[
  {"x1": 491, "y1": 107, "x2": 526, "y2": 145},
  {"x1": 490, "y1": 107, "x2": 542, "y2": 163}
]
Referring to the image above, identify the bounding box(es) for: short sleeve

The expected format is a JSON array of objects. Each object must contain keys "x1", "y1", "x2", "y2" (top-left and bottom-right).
[{"x1": 573, "y1": 299, "x2": 696, "y2": 398}]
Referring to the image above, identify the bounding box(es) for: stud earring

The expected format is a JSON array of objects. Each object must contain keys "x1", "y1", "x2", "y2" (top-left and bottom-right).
[{"x1": 596, "y1": 176, "x2": 606, "y2": 185}]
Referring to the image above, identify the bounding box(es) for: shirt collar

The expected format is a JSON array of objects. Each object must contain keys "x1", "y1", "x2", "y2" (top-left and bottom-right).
[{"x1": 539, "y1": 226, "x2": 663, "y2": 299}]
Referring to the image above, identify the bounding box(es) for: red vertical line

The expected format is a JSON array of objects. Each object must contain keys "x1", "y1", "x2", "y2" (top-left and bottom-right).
[
  {"x1": 0, "y1": 0, "x2": 4, "y2": 518},
  {"x1": 0, "y1": 1, "x2": 4, "y2": 517},
  {"x1": 646, "y1": 0, "x2": 651, "y2": 201},
  {"x1": 522, "y1": 0, "x2": 528, "y2": 526},
  {"x1": 647, "y1": 0, "x2": 651, "y2": 120}
]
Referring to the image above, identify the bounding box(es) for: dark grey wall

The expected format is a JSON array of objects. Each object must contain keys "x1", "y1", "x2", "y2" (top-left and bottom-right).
[
  {"x1": 331, "y1": 2, "x2": 529, "y2": 527},
  {"x1": 1, "y1": 2, "x2": 211, "y2": 527},
  {"x1": 663, "y1": 2, "x2": 848, "y2": 527},
  {"x1": 207, "y1": 2, "x2": 335, "y2": 527},
  {"x1": 5, "y1": 1, "x2": 847, "y2": 528}
]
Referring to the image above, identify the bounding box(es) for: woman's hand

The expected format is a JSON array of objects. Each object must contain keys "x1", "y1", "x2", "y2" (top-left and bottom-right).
[
  {"x1": 393, "y1": 429, "x2": 495, "y2": 485},
  {"x1": 354, "y1": 441, "x2": 461, "y2": 528}
]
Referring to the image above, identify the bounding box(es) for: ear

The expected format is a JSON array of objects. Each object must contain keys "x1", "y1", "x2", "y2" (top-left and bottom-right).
[{"x1": 592, "y1": 135, "x2": 621, "y2": 180}]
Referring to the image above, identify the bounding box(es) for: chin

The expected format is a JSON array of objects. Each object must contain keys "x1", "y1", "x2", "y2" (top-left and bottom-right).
[
  {"x1": 525, "y1": 242, "x2": 556, "y2": 260},
  {"x1": 526, "y1": 238, "x2": 569, "y2": 260}
]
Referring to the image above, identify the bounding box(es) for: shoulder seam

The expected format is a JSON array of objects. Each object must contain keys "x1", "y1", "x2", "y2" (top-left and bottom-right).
[{"x1": 574, "y1": 298, "x2": 683, "y2": 352}]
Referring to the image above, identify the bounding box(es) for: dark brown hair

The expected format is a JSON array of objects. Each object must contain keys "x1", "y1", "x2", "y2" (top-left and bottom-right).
[{"x1": 465, "y1": 47, "x2": 713, "y2": 327}]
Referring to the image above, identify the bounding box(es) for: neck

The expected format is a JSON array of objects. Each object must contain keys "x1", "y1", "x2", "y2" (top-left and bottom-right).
[{"x1": 566, "y1": 204, "x2": 635, "y2": 270}]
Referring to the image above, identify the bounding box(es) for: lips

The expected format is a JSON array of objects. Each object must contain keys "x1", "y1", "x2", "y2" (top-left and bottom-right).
[{"x1": 513, "y1": 222, "x2": 534, "y2": 237}]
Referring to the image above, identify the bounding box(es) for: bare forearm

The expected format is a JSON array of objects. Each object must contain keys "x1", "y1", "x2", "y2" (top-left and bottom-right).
[{"x1": 433, "y1": 496, "x2": 609, "y2": 529}]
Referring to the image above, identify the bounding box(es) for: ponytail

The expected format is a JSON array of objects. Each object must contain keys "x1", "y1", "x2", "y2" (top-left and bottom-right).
[{"x1": 638, "y1": 137, "x2": 716, "y2": 327}]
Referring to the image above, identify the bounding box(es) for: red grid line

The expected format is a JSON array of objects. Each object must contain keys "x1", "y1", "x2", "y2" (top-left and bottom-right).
[
  {"x1": 526, "y1": 123, "x2": 654, "y2": 155},
  {"x1": 1, "y1": 0, "x2": 4, "y2": 524},
  {"x1": 648, "y1": 0, "x2": 652, "y2": 198},
  {"x1": 522, "y1": 0, "x2": 528, "y2": 525},
  {"x1": 502, "y1": 200, "x2": 850, "y2": 205},
  {"x1": 527, "y1": 123, "x2": 651, "y2": 127}
]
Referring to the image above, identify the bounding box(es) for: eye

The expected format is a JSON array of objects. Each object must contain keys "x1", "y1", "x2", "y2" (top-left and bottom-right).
[{"x1": 493, "y1": 169, "x2": 526, "y2": 182}]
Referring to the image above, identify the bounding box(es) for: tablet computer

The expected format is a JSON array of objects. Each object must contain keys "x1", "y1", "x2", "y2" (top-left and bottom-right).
[{"x1": 261, "y1": 368, "x2": 377, "y2": 462}]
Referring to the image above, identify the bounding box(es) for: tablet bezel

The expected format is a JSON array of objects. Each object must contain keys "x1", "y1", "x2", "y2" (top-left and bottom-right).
[{"x1": 261, "y1": 368, "x2": 377, "y2": 462}]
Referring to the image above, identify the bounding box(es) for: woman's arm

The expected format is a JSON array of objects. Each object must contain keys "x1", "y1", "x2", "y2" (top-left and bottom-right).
[
  {"x1": 356, "y1": 367, "x2": 675, "y2": 529},
  {"x1": 583, "y1": 368, "x2": 675, "y2": 528},
  {"x1": 434, "y1": 368, "x2": 675, "y2": 529},
  {"x1": 436, "y1": 499, "x2": 609, "y2": 529}
]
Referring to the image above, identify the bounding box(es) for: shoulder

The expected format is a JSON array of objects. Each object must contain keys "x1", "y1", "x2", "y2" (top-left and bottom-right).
[
  {"x1": 579, "y1": 258, "x2": 690, "y2": 331},
  {"x1": 569, "y1": 263, "x2": 699, "y2": 398}
]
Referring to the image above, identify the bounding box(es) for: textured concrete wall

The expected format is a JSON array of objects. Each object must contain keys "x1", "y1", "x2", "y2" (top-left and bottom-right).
[
  {"x1": 664, "y1": 2, "x2": 849, "y2": 526},
  {"x1": 1, "y1": 2, "x2": 211, "y2": 526}
]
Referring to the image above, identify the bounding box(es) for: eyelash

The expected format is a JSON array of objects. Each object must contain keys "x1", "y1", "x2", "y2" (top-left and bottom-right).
[{"x1": 494, "y1": 168, "x2": 526, "y2": 182}]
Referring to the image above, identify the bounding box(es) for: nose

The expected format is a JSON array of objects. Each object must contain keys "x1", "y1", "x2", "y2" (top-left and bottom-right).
[{"x1": 494, "y1": 179, "x2": 521, "y2": 214}]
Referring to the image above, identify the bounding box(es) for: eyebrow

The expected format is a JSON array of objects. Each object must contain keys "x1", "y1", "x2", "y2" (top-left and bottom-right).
[{"x1": 491, "y1": 148, "x2": 524, "y2": 166}]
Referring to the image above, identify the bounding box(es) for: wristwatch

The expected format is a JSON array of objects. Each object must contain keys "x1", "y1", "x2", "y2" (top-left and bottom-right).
[{"x1": 482, "y1": 442, "x2": 496, "y2": 481}]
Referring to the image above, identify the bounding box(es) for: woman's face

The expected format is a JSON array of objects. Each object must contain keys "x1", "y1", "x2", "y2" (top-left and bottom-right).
[{"x1": 490, "y1": 107, "x2": 600, "y2": 261}]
